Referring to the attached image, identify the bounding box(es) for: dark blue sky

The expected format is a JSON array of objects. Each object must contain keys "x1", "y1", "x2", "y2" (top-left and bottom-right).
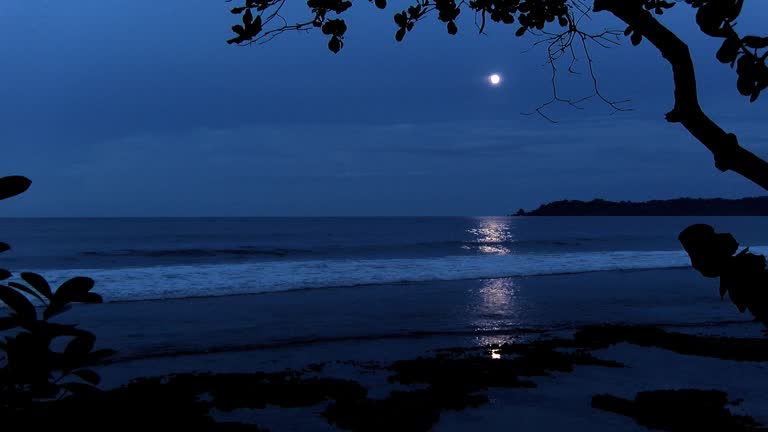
[{"x1": 1, "y1": 1, "x2": 766, "y2": 216}]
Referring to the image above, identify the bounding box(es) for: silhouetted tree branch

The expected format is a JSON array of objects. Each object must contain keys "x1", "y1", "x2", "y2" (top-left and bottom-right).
[
  {"x1": 593, "y1": 0, "x2": 768, "y2": 191},
  {"x1": 523, "y1": 19, "x2": 630, "y2": 122},
  {"x1": 225, "y1": 0, "x2": 768, "y2": 191}
]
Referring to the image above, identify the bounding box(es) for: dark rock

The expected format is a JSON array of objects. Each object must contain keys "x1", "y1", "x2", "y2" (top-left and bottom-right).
[
  {"x1": 574, "y1": 325, "x2": 768, "y2": 361},
  {"x1": 592, "y1": 389, "x2": 766, "y2": 431}
]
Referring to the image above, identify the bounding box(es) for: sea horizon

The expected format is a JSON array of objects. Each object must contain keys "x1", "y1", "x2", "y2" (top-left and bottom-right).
[{"x1": 2, "y1": 216, "x2": 766, "y2": 303}]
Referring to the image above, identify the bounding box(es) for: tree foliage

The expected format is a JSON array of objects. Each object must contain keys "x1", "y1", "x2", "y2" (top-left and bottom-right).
[
  {"x1": 226, "y1": 0, "x2": 767, "y2": 102},
  {"x1": 0, "y1": 176, "x2": 115, "y2": 411},
  {"x1": 679, "y1": 224, "x2": 768, "y2": 326},
  {"x1": 225, "y1": 0, "x2": 768, "y2": 192},
  {"x1": 226, "y1": 1, "x2": 768, "y2": 323}
]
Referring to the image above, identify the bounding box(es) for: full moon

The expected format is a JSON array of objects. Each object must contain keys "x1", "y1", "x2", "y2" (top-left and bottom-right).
[{"x1": 488, "y1": 74, "x2": 502, "y2": 86}]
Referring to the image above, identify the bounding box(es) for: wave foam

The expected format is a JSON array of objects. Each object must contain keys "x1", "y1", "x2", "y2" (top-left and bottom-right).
[{"x1": 29, "y1": 248, "x2": 768, "y2": 302}]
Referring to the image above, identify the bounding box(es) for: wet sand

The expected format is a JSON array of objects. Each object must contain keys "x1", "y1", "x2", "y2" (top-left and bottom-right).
[{"x1": 47, "y1": 268, "x2": 768, "y2": 430}]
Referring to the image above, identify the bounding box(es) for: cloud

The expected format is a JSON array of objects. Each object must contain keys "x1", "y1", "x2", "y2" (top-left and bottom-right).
[{"x1": 2, "y1": 113, "x2": 765, "y2": 216}]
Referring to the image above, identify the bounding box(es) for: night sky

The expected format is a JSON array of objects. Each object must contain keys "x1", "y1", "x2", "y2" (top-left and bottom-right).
[{"x1": 1, "y1": 0, "x2": 766, "y2": 216}]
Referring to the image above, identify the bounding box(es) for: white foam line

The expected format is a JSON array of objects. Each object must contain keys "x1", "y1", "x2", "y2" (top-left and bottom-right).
[{"x1": 20, "y1": 247, "x2": 762, "y2": 302}]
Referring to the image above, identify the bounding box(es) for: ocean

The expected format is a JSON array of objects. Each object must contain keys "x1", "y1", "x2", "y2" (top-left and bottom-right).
[{"x1": 1, "y1": 216, "x2": 766, "y2": 303}]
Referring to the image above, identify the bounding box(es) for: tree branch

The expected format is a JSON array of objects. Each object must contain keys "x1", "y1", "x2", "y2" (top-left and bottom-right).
[{"x1": 594, "y1": 0, "x2": 768, "y2": 192}]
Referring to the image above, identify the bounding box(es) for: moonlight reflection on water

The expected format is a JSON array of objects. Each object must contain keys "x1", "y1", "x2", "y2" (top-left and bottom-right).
[
  {"x1": 467, "y1": 217, "x2": 515, "y2": 255},
  {"x1": 471, "y1": 277, "x2": 528, "y2": 347}
]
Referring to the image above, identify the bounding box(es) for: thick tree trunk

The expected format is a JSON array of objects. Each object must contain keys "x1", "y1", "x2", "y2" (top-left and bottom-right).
[{"x1": 593, "y1": 0, "x2": 768, "y2": 192}]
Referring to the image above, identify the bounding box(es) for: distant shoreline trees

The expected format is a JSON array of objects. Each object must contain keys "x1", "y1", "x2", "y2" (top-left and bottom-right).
[{"x1": 514, "y1": 196, "x2": 768, "y2": 216}]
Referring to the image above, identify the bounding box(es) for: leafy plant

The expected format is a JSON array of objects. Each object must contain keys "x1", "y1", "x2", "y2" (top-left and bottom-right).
[
  {"x1": 0, "y1": 175, "x2": 115, "y2": 410},
  {"x1": 679, "y1": 223, "x2": 768, "y2": 326}
]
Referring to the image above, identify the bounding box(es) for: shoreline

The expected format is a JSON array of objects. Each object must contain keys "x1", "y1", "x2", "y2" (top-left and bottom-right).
[
  {"x1": 11, "y1": 266, "x2": 766, "y2": 431},
  {"x1": 51, "y1": 267, "x2": 758, "y2": 372},
  {"x1": 53, "y1": 265, "x2": 695, "y2": 307},
  {"x1": 27, "y1": 256, "x2": 703, "y2": 303},
  {"x1": 12, "y1": 324, "x2": 768, "y2": 432}
]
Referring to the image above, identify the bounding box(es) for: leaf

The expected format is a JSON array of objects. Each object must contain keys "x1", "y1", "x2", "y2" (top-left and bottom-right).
[
  {"x1": 0, "y1": 176, "x2": 31, "y2": 201},
  {"x1": 322, "y1": 19, "x2": 347, "y2": 37},
  {"x1": 724, "y1": 0, "x2": 744, "y2": 21},
  {"x1": 20, "y1": 272, "x2": 52, "y2": 299},
  {"x1": 630, "y1": 31, "x2": 642, "y2": 46},
  {"x1": 231, "y1": 24, "x2": 246, "y2": 36},
  {"x1": 43, "y1": 302, "x2": 72, "y2": 320},
  {"x1": 394, "y1": 12, "x2": 407, "y2": 27},
  {"x1": 334, "y1": 0, "x2": 352, "y2": 14},
  {"x1": 742, "y1": 36, "x2": 768, "y2": 49},
  {"x1": 70, "y1": 292, "x2": 103, "y2": 304},
  {"x1": 0, "y1": 316, "x2": 19, "y2": 331},
  {"x1": 230, "y1": 6, "x2": 247, "y2": 14},
  {"x1": 395, "y1": 27, "x2": 406, "y2": 42},
  {"x1": 0, "y1": 269, "x2": 10, "y2": 281},
  {"x1": 321, "y1": 21, "x2": 335, "y2": 35},
  {"x1": 716, "y1": 36, "x2": 740, "y2": 64},
  {"x1": 737, "y1": 76, "x2": 753, "y2": 96},
  {"x1": 328, "y1": 36, "x2": 342, "y2": 53},
  {"x1": 336, "y1": 20, "x2": 347, "y2": 36},
  {"x1": 252, "y1": 15, "x2": 262, "y2": 34},
  {"x1": 515, "y1": 26, "x2": 526, "y2": 37},
  {"x1": 447, "y1": 21, "x2": 458, "y2": 35},
  {"x1": 0, "y1": 243, "x2": 9, "y2": 253},
  {"x1": 696, "y1": 4, "x2": 727, "y2": 38},
  {"x1": 24, "y1": 320, "x2": 79, "y2": 337},
  {"x1": 243, "y1": 8, "x2": 253, "y2": 27},
  {"x1": 7, "y1": 282, "x2": 46, "y2": 304},
  {"x1": 72, "y1": 369, "x2": 101, "y2": 385},
  {"x1": 715, "y1": 232, "x2": 739, "y2": 257},
  {"x1": 65, "y1": 334, "x2": 95, "y2": 357},
  {"x1": 55, "y1": 276, "x2": 95, "y2": 302},
  {"x1": 0, "y1": 285, "x2": 36, "y2": 321},
  {"x1": 227, "y1": 36, "x2": 245, "y2": 45},
  {"x1": 374, "y1": 0, "x2": 386, "y2": 9}
]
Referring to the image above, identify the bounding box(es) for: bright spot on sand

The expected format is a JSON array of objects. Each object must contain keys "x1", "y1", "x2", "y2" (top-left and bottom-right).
[
  {"x1": 488, "y1": 74, "x2": 502, "y2": 86},
  {"x1": 491, "y1": 349, "x2": 501, "y2": 360}
]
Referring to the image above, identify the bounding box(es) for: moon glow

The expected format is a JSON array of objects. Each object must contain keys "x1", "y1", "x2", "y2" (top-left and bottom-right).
[{"x1": 488, "y1": 74, "x2": 502, "y2": 86}]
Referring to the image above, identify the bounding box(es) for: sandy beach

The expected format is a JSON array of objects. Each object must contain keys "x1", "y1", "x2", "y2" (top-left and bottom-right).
[
  {"x1": 4, "y1": 0, "x2": 768, "y2": 426},
  {"x1": 39, "y1": 268, "x2": 768, "y2": 431}
]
